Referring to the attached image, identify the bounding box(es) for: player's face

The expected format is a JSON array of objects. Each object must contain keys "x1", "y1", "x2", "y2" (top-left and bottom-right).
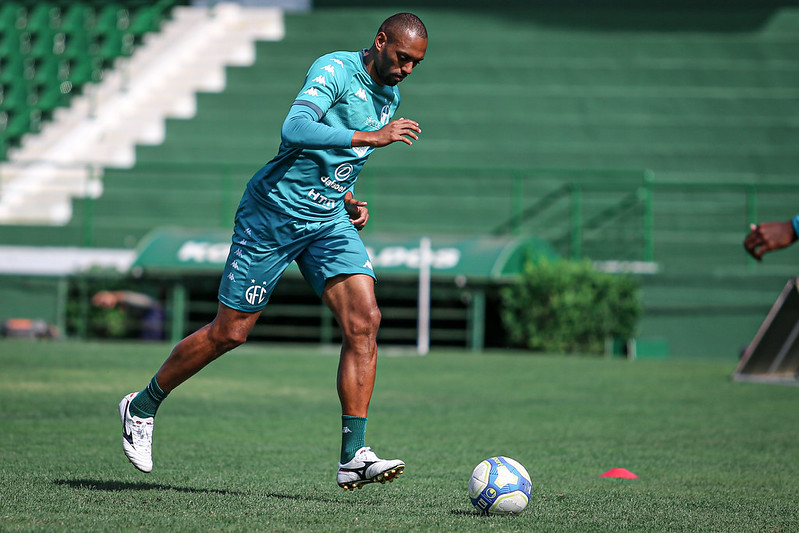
[{"x1": 374, "y1": 31, "x2": 427, "y2": 86}]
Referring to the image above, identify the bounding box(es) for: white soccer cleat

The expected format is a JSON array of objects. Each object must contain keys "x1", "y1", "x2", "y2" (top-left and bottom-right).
[
  {"x1": 119, "y1": 392, "x2": 154, "y2": 473},
  {"x1": 337, "y1": 446, "x2": 405, "y2": 490}
]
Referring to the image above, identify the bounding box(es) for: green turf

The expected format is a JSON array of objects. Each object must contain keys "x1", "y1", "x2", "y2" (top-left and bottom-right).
[{"x1": 1, "y1": 340, "x2": 798, "y2": 532}]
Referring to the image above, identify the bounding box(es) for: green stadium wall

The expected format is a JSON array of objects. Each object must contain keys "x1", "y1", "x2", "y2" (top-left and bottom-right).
[{"x1": 1, "y1": 1, "x2": 798, "y2": 357}]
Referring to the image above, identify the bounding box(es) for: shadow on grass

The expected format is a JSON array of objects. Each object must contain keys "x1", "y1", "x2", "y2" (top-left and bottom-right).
[
  {"x1": 53, "y1": 478, "x2": 241, "y2": 495},
  {"x1": 53, "y1": 479, "x2": 373, "y2": 505}
]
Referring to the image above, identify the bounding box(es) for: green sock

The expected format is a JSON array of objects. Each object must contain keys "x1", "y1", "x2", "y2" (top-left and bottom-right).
[
  {"x1": 340, "y1": 415, "x2": 367, "y2": 463},
  {"x1": 129, "y1": 375, "x2": 168, "y2": 418}
]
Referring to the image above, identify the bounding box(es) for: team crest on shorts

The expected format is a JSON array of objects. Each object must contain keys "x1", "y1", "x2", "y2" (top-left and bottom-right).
[{"x1": 245, "y1": 279, "x2": 268, "y2": 306}]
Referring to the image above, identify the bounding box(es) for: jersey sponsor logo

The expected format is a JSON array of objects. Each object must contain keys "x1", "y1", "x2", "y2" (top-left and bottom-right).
[
  {"x1": 245, "y1": 280, "x2": 268, "y2": 306},
  {"x1": 313, "y1": 75, "x2": 327, "y2": 86},
  {"x1": 353, "y1": 146, "x2": 369, "y2": 157},
  {"x1": 355, "y1": 88, "x2": 368, "y2": 101},
  {"x1": 380, "y1": 104, "x2": 391, "y2": 126},
  {"x1": 320, "y1": 176, "x2": 347, "y2": 192},
  {"x1": 307, "y1": 188, "x2": 336, "y2": 210},
  {"x1": 303, "y1": 87, "x2": 319, "y2": 97},
  {"x1": 334, "y1": 163, "x2": 353, "y2": 181}
]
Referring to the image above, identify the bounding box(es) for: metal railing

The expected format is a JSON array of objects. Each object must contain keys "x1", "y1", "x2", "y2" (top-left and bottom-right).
[{"x1": 2, "y1": 162, "x2": 798, "y2": 274}]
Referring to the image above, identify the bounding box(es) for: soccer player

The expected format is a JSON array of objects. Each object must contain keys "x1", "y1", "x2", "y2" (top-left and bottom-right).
[
  {"x1": 119, "y1": 13, "x2": 428, "y2": 490},
  {"x1": 744, "y1": 215, "x2": 799, "y2": 260}
]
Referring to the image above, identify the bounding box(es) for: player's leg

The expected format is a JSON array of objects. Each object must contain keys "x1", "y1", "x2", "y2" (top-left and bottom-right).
[
  {"x1": 322, "y1": 273, "x2": 380, "y2": 419},
  {"x1": 321, "y1": 274, "x2": 404, "y2": 490},
  {"x1": 296, "y1": 218, "x2": 404, "y2": 489},
  {"x1": 154, "y1": 304, "x2": 261, "y2": 392},
  {"x1": 121, "y1": 190, "x2": 289, "y2": 473},
  {"x1": 120, "y1": 304, "x2": 260, "y2": 472}
]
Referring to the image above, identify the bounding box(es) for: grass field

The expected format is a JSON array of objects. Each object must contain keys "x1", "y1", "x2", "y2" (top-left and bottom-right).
[{"x1": 1, "y1": 339, "x2": 798, "y2": 532}]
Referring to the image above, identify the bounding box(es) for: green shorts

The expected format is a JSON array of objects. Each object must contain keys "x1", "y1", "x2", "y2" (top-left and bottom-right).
[{"x1": 217, "y1": 191, "x2": 375, "y2": 312}]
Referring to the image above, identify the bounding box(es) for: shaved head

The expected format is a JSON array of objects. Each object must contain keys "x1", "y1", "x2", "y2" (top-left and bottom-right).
[
  {"x1": 378, "y1": 13, "x2": 427, "y2": 42},
  {"x1": 365, "y1": 12, "x2": 427, "y2": 86}
]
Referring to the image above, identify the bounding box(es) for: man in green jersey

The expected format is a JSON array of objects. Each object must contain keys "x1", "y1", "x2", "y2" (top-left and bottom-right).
[{"x1": 119, "y1": 13, "x2": 428, "y2": 490}]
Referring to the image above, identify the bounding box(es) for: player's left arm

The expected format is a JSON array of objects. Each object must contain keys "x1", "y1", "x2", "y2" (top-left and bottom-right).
[
  {"x1": 282, "y1": 106, "x2": 421, "y2": 150},
  {"x1": 344, "y1": 190, "x2": 369, "y2": 231},
  {"x1": 281, "y1": 105, "x2": 355, "y2": 149},
  {"x1": 351, "y1": 118, "x2": 421, "y2": 148}
]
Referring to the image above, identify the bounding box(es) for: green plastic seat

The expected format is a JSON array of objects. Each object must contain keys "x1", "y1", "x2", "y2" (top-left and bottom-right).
[
  {"x1": 65, "y1": 55, "x2": 102, "y2": 86},
  {"x1": 62, "y1": 29, "x2": 93, "y2": 59},
  {"x1": 0, "y1": 52, "x2": 24, "y2": 83},
  {"x1": 128, "y1": 4, "x2": 161, "y2": 38},
  {"x1": 0, "y1": 3, "x2": 25, "y2": 31},
  {"x1": 93, "y1": 4, "x2": 129, "y2": 35},
  {"x1": 0, "y1": 28, "x2": 22, "y2": 56},
  {"x1": 60, "y1": 3, "x2": 93, "y2": 33},
  {"x1": 96, "y1": 29, "x2": 134, "y2": 62},
  {"x1": 0, "y1": 81, "x2": 29, "y2": 111},
  {"x1": 23, "y1": 3, "x2": 59, "y2": 34},
  {"x1": 30, "y1": 80, "x2": 69, "y2": 113},
  {"x1": 1, "y1": 107, "x2": 32, "y2": 142}
]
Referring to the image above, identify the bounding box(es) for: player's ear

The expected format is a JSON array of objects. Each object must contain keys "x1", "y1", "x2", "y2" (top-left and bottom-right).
[{"x1": 374, "y1": 31, "x2": 388, "y2": 52}]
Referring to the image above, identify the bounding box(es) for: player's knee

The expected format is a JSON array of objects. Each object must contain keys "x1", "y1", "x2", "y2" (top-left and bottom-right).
[
  {"x1": 341, "y1": 305, "x2": 381, "y2": 342},
  {"x1": 208, "y1": 322, "x2": 249, "y2": 353}
]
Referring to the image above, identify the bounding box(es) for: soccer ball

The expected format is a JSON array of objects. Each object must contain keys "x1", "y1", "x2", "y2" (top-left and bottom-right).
[{"x1": 468, "y1": 456, "x2": 532, "y2": 515}]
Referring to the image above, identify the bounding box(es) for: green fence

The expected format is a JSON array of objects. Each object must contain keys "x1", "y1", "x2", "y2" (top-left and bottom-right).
[{"x1": 3, "y1": 163, "x2": 799, "y2": 278}]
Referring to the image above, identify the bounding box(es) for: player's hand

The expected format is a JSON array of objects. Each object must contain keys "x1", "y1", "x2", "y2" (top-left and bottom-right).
[
  {"x1": 352, "y1": 118, "x2": 421, "y2": 148},
  {"x1": 344, "y1": 191, "x2": 369, "y2": 231},
  {"x1": 744, "y1": 221, "x2": 797, "y2": 261}
]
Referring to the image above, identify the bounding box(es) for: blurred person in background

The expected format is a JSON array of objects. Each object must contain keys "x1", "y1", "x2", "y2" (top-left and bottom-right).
[{"x1": 92, "y1": 290, "x2": 164, "y2": 340}]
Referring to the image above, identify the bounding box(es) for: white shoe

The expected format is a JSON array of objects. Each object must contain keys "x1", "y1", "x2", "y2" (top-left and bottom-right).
[
  {"x1": 337, "y1": 446, "x2": 404, "y2": 490},
  {"x1": 119, "y1": 392, "x2": 154, "y2": 473}
]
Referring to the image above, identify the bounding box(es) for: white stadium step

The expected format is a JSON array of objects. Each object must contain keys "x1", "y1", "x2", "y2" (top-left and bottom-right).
[{"x1": 0, "y1": 3, "x2": 284, "y2": 225}]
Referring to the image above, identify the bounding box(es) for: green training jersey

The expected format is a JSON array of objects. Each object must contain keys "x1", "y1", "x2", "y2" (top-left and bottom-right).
[{"x1": 246, "y1": 50, "x2": 401, "y2": 222}]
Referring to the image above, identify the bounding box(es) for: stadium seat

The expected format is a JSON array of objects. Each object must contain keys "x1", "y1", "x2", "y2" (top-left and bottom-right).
[
  {"x1": 0, "y1": 80, "x2": 28, "y2": 112},
  {"x1": 0, "y1": 3, "x2": 24, "y2": 31},
  {"x1": 93, "y1": 5, "x2": 129, "y2": 36},
  {"x1": 0, "y1": 1, "x2": 184, "y2": 162},
  {"x1": 23, "y1": 3, "x2": 59, "y2": 35},
  {"x1": 96, "y1": 28, "x2": 134, "y2": 64},
  {"x1": 2, "y1": 108, "x2": 32, "y2": 141},
  {"x1": 60, "y1": 4, "x2": 94, "y2": 35},
  {"x1": 0, "y1": 53, "x2": 25, "y2": 84}
]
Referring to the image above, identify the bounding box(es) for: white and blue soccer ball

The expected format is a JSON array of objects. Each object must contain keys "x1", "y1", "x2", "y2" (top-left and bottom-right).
[{"x1": 468, "y1": 456, "x2": 532, "y2": 515}]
